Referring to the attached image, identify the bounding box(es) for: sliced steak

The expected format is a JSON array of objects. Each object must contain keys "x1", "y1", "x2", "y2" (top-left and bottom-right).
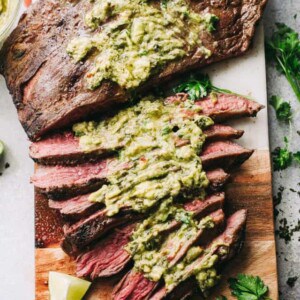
[
  {"x1": 63, "y1": 193, "x2": 225, "y2": 257},
  {"x1": 0, "y1": 0, "x2": 267, "y2": 140},
  {"x1": 150, "y1": 209, "x2": 247, "y2": 300},
  {"x1": 206, "y1": 168, "x2": 230, "y2": 192},
  {"x1": 29, "y1": 121, "x2": 245, "y2": 166},
  {"x1": 31, "y1": 159, "x2": 131, "y2": 199},
  {"x1": 76, "y1": 223, "x2": 136, "y2": 279},
  {"x1": 113, "y1": 209, "x2": 225, "y2": 300},
  {"x1": 113, "y1": 271, "x2": 158, "y2": 300},
  {"x1": 46, "y1": 169, "x2": 227, "y2": 222},
  {"x1": 48, "y1": 194, "x2": 102, "y2": 221},
  {"x1": 195, "y1": 94, "x2": 264, "y2": 121},
  {"x1": 29, "y1": 131, "x2": 117, "y2": 165},
  {"x1": 201, "y1": 140, "x2": 254, "y2": 170},
  {"x1": 61, "y1": 209, "x2": 140, "y2": 256},
  {"x1": 204, "y1": 124, "x2": 243, "y2": 141},
  {"x1": 31, "y1": 144, "x2": 233, "y2": 199}
]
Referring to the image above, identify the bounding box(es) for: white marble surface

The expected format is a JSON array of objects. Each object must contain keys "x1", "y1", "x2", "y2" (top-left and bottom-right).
[{"x1": 264, "y1": 1, "x2": 300, "y2": 299}]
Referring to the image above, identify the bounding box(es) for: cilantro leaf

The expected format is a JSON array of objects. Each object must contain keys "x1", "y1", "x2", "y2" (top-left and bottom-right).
[
  {"x1": 266, "y1": 23, "x2": 300, "y2": 102},
  {"x1": 293, "y1": 151, "x2": 300, "y2": 164},
  {"x1": 173, "y1": 73, "x2": 236, "y2": 101},
  {"x1": 272, "y1": 137, "x2": 293, "y2": 171},
  {"x1": 229, "y1": 274, "x2": 269, "y2": 300},
  {"x1": 269, "y1": 95, "x2": 292, "y2": 122}
]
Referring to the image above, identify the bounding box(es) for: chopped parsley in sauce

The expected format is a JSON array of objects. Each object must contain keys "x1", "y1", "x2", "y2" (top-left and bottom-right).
[{"x1": 67, "y1": 0, "x2": 217, "y2": 89}]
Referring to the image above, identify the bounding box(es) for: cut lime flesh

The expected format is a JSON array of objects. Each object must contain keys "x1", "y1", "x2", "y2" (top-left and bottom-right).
[{"x1": 49, "y1": 271, "x2": 91, "y2": 300}]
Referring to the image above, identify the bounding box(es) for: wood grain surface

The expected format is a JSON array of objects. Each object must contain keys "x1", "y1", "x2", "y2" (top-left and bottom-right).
[{"x1": 35, "y1": 150, "x2": 278, "y2": 299}]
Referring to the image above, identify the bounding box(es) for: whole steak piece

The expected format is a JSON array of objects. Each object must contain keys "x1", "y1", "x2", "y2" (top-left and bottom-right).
[{"x1": 0, "y1": 0, "x2": 267, "y2": 140}]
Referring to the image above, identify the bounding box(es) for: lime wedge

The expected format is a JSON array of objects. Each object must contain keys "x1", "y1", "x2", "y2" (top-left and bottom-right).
[
  {"x1": 0, "y1": 140, "x2": 4, "y2": 159},
  {"x1": 49, "y1": 271, "x2": 91, "y2": 300}
]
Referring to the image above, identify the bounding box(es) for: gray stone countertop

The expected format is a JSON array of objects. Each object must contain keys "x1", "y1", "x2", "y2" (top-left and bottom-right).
[{"x1": 264, "y1": 1, "x2": 300, "y2": 299}]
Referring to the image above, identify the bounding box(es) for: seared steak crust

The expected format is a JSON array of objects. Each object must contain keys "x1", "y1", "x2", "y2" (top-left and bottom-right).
[{"x1": 0, "y1": 0, "x2": 267, "y2": 140}]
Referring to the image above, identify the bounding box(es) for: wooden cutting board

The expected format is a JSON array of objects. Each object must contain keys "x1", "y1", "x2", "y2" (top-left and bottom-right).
[{"x1": 35, "y1": 150, "x2": 278, "y2": 299}]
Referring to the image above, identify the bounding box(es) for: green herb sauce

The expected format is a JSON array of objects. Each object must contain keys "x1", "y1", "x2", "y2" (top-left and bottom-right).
[
  {"x1": 67, "y1": 0, "x2": 217, "y2": 89},
  {"x1": 73, "y1": 95, "x2": 219, "y2": 291},
  {"x1": 73, "y1": 96, "x2": 213, "y2": 216}
]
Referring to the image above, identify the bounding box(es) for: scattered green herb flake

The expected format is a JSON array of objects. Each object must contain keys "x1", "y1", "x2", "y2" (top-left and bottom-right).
[
  {"x1": 173, "y1": 73, "x2": 236, "y2": 101},
  {"x1": 287, "y1": 276, "x2": 298, "y2": 288},
  {"x1": 228, "y1": 274, "x2": 270, "y2": 300},
  {"x1": 207, "y1": 15, "x2": 219, "y2": 32},
  {"x1": 272, "y1": 137, "x2": 293, "y2": 171},
  {"x1": 273, "y1": 186, "x2": 284, "y2": 206},
  {"x1": 269, "y1": 95, "x2": 292, "y2": 122},
  {"x1": 276, "y1": 218, "x2": 300, "y2": 244},
  {"x1": 293, "y1": 151, "x2": 300, "y2": 164},
  {"x1": 266, "y1": 23, "x2": 300, "y2": 102},
  {"x1": 216, "y1": 296, "x2": 227, "y2": 300}
]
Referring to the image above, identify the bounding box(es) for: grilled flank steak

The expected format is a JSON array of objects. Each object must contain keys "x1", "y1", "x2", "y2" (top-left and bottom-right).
[{"x1": 0, "y1": 0, "x2": 266, "y2": 140}]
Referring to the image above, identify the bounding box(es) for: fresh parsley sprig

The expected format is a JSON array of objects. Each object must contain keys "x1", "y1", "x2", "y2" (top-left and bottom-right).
[
  {"x1": 272, "y1": 137, "x2": 300, "y2": 171},
  {"x1": 266, "y1": 23, "x2": 300, "y2": 102},
  {"x1": 173, "y1": 73, "x2": 235, "y2": 101},
  {"x1": 269, "y1": 95, "x2": 292, "y2": 122},
  {"x1": 272, "y1": 137, "x2": 293, "y2": 171},
  {"x1": 228, "y1": 274, "x2": 271, "y2": 300}
]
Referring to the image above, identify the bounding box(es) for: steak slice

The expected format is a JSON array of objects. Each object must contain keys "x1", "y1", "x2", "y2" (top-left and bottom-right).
[
  {"x1": 31, "y1": 159, "x2": 131, "y2": 199},
  {"x1": 29, "y1": 131, "x2": 117, "y2": 166},
  {"x1": 204, "y1": 124, "x2": 243, "y2": 141},
  {"x1": 112, "y1": 209, "x2": 225, "y2": 300},
  {"x1": 29, "y1": 123, "x2": 244, "y2": 166},
  {"x1": 195, "y1": 94, "x2": 264, "y2": 121},
  {"x1": 31, "y1": 141, "x2": 238, "y2": 199},
  {"x1": 201, "y1": 140, "x2": 254, "y2": 170},
  {"x1": 48, "y1": 194, "x2": 102, "y2": 221},
  {"x1": 61, "y1": 209, "x2": 140, "y2": 256},
  {"x1": 150, "y1": 209, "x2": 247, "y2": 300},
  {"x1": 76, "y1": 223, "x2": 136, "y2": 279},
  {"x1": 63, "y1": 193, "x2": 225, "y2": 257},
  {"x1": 0, "y1": 0, "x2": 267, "y2": 140}
]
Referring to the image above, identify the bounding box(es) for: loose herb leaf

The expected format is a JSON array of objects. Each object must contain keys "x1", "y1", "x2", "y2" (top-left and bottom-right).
[
  {"x1": 269, "y1": 95, "x2": 292, "y2": 122},
  {"x1": 293, "y1": 151, "x2": 300, "y2": 164},
  {"x1": 173, "y1": 73, "x2": 235, "y2": 101},
  {"x1": 216, "y1": 296, "x2": 227, "y2": 300},
  {"x1": 266, "y1": 23, "x2": 300, "y2": 102},
  {"x1": 272, "y1": 137, "x2": 293, "y2": 171},
  {"x1": 229, "y1": 274, "x2": 270, "y2": 300},
  {"x1": 287, "y1": 276, "x2": 298, "y2": 287}
]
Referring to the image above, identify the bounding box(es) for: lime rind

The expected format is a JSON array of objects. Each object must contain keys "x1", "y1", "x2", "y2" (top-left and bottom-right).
[
  {"x1": 49, "y1": 271, "x2": 91, "y2": 300},
  {"x1": 0, "y1": 140, "x2": 4, "y2": 159}
]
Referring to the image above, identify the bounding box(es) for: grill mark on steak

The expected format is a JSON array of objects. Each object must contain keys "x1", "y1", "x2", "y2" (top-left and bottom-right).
[
  {"x1": 0, "y1": 0, "x2": 267, "y2": 140},
  {"x1": 113, "y1": 209, "x2": 225, "y2": 300},
  {"x1": 63, "y1": 193, "x2": 225, "y2": 257},
  {"x1": 31, "y1": 139, "x2": 248, "y2": 200},
  {"x1": 29, "y1": 122, "x2": 245, "y2": 166},
  {"x1": 149, "y1": 209, "x2": 247, "y2": 300}
]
